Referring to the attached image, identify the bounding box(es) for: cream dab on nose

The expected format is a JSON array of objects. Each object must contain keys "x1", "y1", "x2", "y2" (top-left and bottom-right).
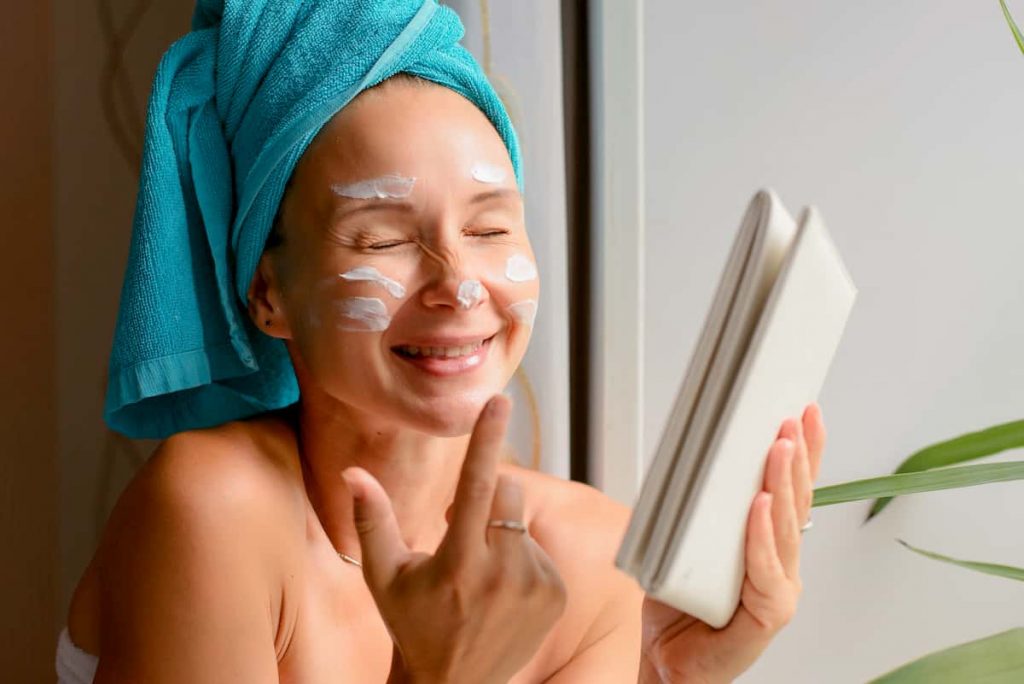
[{"x1": 456, "y1": 280, "x2": 484, "y2": 309}]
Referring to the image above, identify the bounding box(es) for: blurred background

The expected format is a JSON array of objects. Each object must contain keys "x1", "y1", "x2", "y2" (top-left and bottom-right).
[
  {"x1": 3, "y1": 1, "x2": 1023, "y2": 681},
  {"x1": 641, "y1": 3, "x2": 1024, "y2": 681}
]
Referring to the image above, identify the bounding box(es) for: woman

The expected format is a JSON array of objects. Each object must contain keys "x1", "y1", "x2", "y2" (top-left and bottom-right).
[{"x1": 61, "y1": 1, "x2": 825, "y2": 682}]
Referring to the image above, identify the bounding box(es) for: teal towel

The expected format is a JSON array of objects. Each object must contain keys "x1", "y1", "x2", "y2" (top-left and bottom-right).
[{"x1": 104, "y1": 0, "x2": 522, "y2": 438}]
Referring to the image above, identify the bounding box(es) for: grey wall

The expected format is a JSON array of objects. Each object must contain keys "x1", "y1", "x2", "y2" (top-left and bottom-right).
[{"x1": 643, "y1": 2, "x2": 1024, "y2": 682}]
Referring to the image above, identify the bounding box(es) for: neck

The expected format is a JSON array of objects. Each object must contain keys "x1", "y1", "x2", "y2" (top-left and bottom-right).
[{"x1": 294, "y1": 396, "x2": 471, "y2": 562}]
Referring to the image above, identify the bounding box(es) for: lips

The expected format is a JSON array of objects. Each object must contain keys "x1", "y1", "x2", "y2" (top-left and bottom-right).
[
  {"x1": 391, "y1": 334, "x2": 495, "y2": 376},
  {"x1": 394, "y1": 340, "x2": 485, "y2": 358}
]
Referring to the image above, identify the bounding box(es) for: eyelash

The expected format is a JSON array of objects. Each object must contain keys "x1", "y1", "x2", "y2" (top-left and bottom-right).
[
  {"x1": 468, "y1": 228, "x2": 510, "y2": 238},
  {"x1": 366, "y1": 240, "x2": 409, "y2": 251},
  {"x1": 363, "y1": 228, "x2": 510, "y2": 251}
]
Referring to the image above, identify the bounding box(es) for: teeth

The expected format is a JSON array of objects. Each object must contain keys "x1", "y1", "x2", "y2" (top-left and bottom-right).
[{"x1": 400, "y1": 341, "x2": 483, "y2": 358}]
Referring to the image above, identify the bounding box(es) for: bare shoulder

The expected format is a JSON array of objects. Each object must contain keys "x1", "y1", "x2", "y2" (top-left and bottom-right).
[
  {"x1": 499, "y1": 466, "x2": 642, "y2": 614},
  {"x1": 498, "y1": 464, "x2": 643, "y2": 677},
  {"x1": 70, "y1": 414, "x2": 305, "y2": 667},
  {"x1": 101, "y1": 415, "x2": 305, "y2": 562},
  {"x1": 500, "y1": 464, "x2": 631, "y2": 563}
]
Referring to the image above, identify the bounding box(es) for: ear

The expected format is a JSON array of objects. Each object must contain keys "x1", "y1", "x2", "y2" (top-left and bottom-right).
[{"x1": 246, "y1": 252, "x2": 293, "y2": 339}]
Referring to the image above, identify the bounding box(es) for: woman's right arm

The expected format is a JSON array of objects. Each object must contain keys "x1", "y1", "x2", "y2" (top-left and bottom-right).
[{"x1": 93, "y1": 431, "x2": 287, "y2": 683}]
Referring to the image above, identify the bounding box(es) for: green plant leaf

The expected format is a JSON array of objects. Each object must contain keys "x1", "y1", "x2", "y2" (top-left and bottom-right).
[
  {"x1": 865, "y1": 419, "x2": 1024, "y2": 521},
  {"x1": 896, "y1": 539, "x2": 1024, "y2": 583},
  {"x1": 1001, "y1": 0, "x2": 1024, "y2": 56},
  {"x1": 812, "y1": 461, "x2": 1024, "y2": 508},
  {"x1": 869, "y1": 628, "x2": 1024, "y2": 683}
]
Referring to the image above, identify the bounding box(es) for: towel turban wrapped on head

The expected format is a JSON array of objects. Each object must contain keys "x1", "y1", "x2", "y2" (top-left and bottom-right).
[{"x1": 104, "y1": 0, "x2": 522, "y2": 439}]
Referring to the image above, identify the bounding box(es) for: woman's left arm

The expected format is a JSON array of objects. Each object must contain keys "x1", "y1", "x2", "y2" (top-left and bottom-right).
[
  {"x1": 547, "y1": 404, "x2": 825, "y2": 683},
  {"x1": 638, "y1": 403, "x2": 826, "y2": 683}
]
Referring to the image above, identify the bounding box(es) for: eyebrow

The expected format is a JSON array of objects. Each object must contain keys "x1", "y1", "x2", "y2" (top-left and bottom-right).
[
  {"x1": 330, "y1": 187, "x2": 520, "y2": 223},
  {"x1": 331, "y1": 201, "x2": 415, "y2": 223},
  {"x1": 467, "y1": 187, "x2": 520, "y2": 205}
]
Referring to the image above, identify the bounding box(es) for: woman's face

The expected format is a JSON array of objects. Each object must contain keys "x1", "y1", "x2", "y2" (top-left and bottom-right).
[{"x1": 260, "y1": 79, "x2": 538, "y2": 436}]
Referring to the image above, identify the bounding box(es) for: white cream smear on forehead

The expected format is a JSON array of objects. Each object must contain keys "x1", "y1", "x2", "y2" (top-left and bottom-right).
[
  {"x1": 508, "y1": 300, "x2": 538, "y2": 327},
  {"x1": 470, "y1": 163, "x2": 507, "y2": 184},
  {"x1": 336, "y1": 297, "x2": 390, "y2": 332},
  {"x1": 331, "y1": 174, "x2": 416, "y2": 200},
  {"x1": 505, "y1": 254, "x2": 537, "y2": 282},
  {"x1": 339, "y1": 266, "x2": 406, "y2": 298},
  {"x1": 456, "y1": 280, "x2": 484, "y2": 309}
]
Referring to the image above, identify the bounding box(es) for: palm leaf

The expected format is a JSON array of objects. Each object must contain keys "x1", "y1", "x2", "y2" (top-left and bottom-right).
[
  {"x1": 812, "y1": 461, "x2": 1024, "y2": 508},
  {"x1": 896, "y1": 539, "x2": 1024, "y2": 582},
  {"x1": 869, "y1": 628, "x2": 1024, "y2": 683},
  {"x1": 866, "y1": 419, "x2": 1024, "y2": 521},
  {"x1": 1001, "y1": 0, "x2": 1024, "y2": 55}
]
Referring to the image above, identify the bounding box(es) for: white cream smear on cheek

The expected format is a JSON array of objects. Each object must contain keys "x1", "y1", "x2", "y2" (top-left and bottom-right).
[
  {"x1": 339, "y1": 266, "x2": 406, "y2": 298},
  {"x1": 335, "y1": 297, "x2": 391, "y2": 332},
  {"x1": 470, "y1": 163, "x2": 507, "y2": 184},
  {"x1": 508, "y1": 299, "x2": 538, "y2": 327},
  {"x1": 456, "y1": 280, "x2": 484, "y2": 309},
  {"x1": 331, "y1": 174, "x2": 416, "y2": 200},
  {"x1": 505, "y1": 254, "x2": 537, "y2": 282}
]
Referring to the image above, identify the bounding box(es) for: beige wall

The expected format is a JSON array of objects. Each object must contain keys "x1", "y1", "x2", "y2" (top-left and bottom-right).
[
  {"x1": 2, "y1": 1, "x2": 194, "y2": 676},
  {"x1": 0, "y1": 3, "x2": 57, "y2": 680}
]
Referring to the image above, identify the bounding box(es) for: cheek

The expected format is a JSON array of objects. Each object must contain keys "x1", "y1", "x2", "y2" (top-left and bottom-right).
[
  {"x1": 488, "y1": 251, "x2": 540, "y2": 328},
  {"x1": 287, "y1": 277, "x2": 397, "y2": 376},
  {"x1": 507, "y1": 299, "x2": 539, "y2": 328},
  {"x1": 307, "y1": 263, "x2": 414, "y2": 332}
]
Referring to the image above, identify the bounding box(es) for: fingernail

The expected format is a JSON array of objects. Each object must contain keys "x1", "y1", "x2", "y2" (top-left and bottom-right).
[
  {"x1": 340, "y1": 469, "x2": 363, "y2": 500},
  {"x1": 488, "y1": 395, "x2": 509, "y2": 417}
]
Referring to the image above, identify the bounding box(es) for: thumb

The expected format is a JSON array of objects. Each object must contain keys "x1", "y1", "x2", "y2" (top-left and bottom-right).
[{"x1": 341, "y1": 467, "x2": 409, "y2": 589}]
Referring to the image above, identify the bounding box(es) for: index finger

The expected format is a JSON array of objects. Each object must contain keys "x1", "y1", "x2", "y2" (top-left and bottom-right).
[{"x1": 442, "y1": 395, "x2": 512, "y2": 555}]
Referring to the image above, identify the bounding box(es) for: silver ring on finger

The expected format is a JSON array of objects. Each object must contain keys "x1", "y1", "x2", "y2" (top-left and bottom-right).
[
  {"x1": 487, "y1": 519, "x2": 528, "y2": 533},
  {"x1": 800, "y1": 517, "x2": 814, "y2": 533}
]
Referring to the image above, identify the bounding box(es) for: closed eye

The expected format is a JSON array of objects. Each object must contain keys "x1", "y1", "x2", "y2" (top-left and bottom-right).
[
  {"x1": 466, "y1": 228, "x2": 510, "y2": 238},
  {"x1": 366, "y1": 240, "x2": 410, "y2": 250}
]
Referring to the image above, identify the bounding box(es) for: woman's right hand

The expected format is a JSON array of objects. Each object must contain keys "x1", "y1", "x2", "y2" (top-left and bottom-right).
[{"x1": 341, "y1": 395, "x2": 567, "y2": 684}]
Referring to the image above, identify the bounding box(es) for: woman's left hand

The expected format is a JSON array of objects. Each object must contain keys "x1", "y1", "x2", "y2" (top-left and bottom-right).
[{"x1": 639, "y1": 403, "x2": 826, "y2": 684}]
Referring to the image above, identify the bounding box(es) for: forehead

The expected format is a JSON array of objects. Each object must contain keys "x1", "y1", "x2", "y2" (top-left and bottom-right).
[{"x1": 298, "y1": 80, "x2": 513, "y2": 186}]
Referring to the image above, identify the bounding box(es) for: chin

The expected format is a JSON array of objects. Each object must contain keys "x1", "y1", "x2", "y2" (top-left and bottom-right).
[{"x1": 405, "y1": 391, "x2": 494, "y2": 437}]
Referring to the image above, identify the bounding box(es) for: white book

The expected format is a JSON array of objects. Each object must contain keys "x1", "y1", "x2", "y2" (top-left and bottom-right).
[{"x1": 615, "y1": 189, "x2": 857, "y2": 628}]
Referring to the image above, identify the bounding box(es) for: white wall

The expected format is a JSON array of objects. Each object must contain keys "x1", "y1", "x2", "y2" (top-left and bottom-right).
[{"x1": 643, "y1": 1, "x2": 1024, "y2": 681}]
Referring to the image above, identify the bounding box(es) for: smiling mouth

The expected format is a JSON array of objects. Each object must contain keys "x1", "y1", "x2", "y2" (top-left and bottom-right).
[
  {"x1": 392, "y1": 334, "x2": 495, "y2": 359},
  {"x1": 389, "y1": 334, "x2": 497, "y2": 377}
]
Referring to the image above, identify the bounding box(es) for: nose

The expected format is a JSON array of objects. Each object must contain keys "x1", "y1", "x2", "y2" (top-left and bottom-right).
[{"x1": 418, "y1": 243, "x2": 489, "y2": 312}]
